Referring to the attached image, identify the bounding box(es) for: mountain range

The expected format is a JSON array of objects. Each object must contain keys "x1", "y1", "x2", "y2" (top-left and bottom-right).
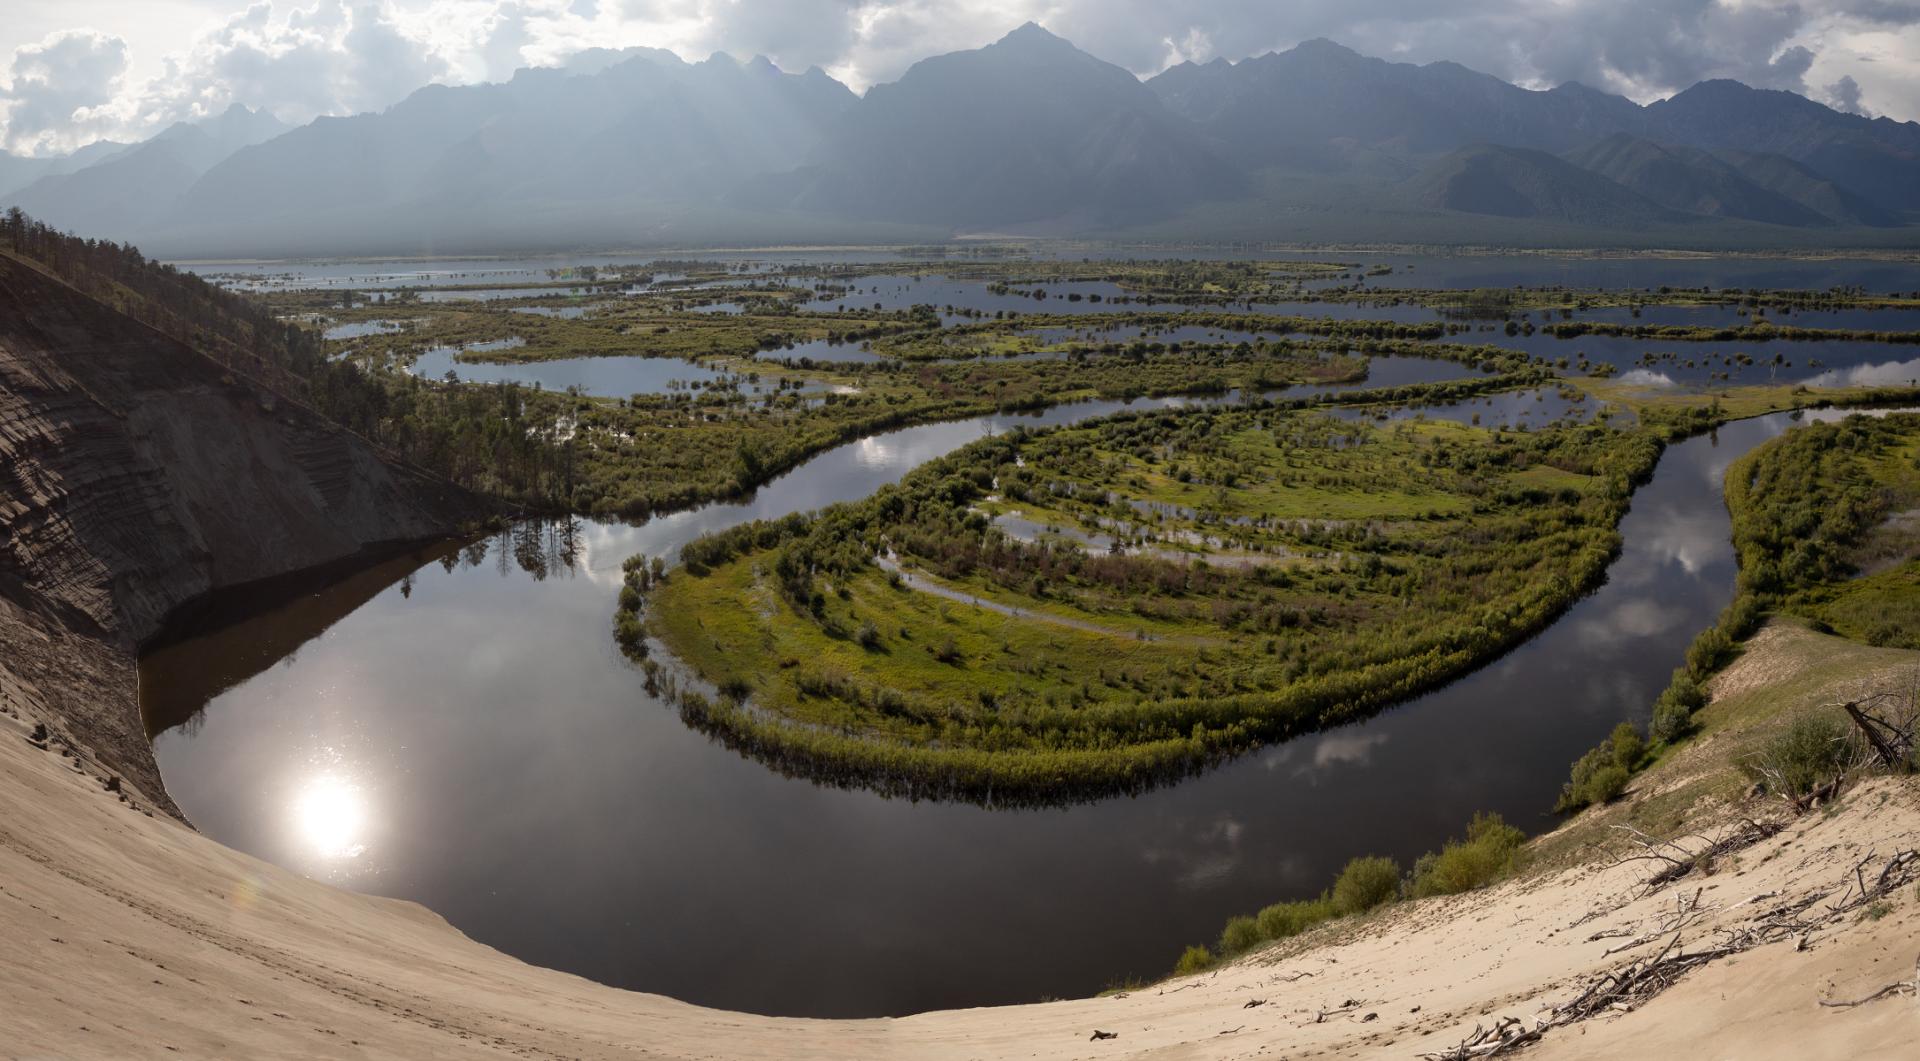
[{"x1": 5, "y1": 23, "x2": 1916, "y2": 255}]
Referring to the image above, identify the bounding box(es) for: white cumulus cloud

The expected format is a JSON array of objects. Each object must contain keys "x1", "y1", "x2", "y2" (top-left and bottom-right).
[{"x1": 4, "y1": 0, "x2": 1919, "y2": 157}]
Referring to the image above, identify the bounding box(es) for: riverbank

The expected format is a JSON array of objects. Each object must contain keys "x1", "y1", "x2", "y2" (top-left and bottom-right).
[{"x1": 4, "y1": 621, "x2": 1913, "y2": 1057}]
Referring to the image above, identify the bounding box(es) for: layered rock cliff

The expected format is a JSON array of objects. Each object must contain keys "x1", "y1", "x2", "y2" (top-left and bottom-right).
[{"x1": 0, "y1": 251, "x2": 485, "y2": 811}]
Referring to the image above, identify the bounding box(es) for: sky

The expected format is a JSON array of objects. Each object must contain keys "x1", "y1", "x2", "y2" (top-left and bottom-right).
[{"x1": 4, "y1": 0, "x2": 1919, "y2": 156}]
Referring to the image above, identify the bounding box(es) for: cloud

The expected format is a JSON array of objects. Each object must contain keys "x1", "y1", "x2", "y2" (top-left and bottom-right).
[
  {"x1": 126, "y1": 2, "x2": 451, "y2": 131},
  {"x1": 5, "y1": 0, "x2": 1920, "y2": 156},
  {"x1": 1827, "y1": 71, "x2": 1869, "y2": 112},
  {"x1": 3, "y1": 2, "x2": 456, "y2": 154},
  {"x1": 1, "y1": 29, "x2": 131, "y2": 155}
]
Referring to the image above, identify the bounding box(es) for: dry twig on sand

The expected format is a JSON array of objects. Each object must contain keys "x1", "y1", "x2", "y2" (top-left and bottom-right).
[
  {"x1": 1425, "y1": 847, "x2": 1920, "y2": 1058},
  {"x1": 1415, "y1": 1016, "x2": 1540, "y2": 1059}
]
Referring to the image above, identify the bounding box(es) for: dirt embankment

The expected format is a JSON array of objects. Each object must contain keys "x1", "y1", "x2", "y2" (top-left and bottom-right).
[{"x1": 0, "y1": 253, "x2": 485, "y2": 811}]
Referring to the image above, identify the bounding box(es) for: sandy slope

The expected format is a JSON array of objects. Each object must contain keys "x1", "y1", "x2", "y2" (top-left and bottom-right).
[{"x1": 3, "y1": 659, "x2": 1916, "y2": 1060}]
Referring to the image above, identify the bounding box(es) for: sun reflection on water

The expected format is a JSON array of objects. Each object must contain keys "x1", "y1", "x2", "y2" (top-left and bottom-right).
[{"x1": 293, "y1": 773, "x2": 368, "y2": 860}]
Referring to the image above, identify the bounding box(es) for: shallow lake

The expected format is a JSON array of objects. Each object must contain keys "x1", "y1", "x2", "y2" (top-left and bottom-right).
[{"x1": 408, "y1": 345, "x2": 800, "y2": 397}]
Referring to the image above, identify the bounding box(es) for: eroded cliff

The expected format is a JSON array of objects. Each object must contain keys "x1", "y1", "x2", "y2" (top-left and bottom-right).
[{"x1": 0, "y1": 251, "x2": 484, "y2": 811}]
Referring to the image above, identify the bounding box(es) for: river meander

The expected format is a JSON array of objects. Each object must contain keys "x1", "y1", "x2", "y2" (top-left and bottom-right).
[{"x1": 144, "y1": 250, "x2": 1920, "y2": 1018}]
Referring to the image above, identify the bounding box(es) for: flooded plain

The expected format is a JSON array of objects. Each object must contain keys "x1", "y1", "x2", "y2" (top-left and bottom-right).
[{"x1": 144, "y1": 250, "x2": 1920, "y2": 1018}]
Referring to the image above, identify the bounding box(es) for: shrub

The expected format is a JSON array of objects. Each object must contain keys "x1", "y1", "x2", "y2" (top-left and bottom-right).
[
  {"x1": 1650, "y1": 670, "x2": 1708, "y2": 743},
  {"x1": 1584, "y1": 763, "x2": 1631, "y2": 804},
  {"x1": 613, "y1": 612, "x2": 647, "y2": 658},
  {"x1": 1685, "y1": 625, "x2": 1734, "y2": 676},
  {"x1": 1557, "y1": 722, "x2": 1645, "y2": 811},
  {"x1": 1409, "y1": 812, "x2": 1527, "y2": 897},
  {"x1": 1651, "y1": 698, "x2": 1693, "y2": 744},
  {"x1": 1721, "y1": 594, "x2": 1764, "y2": 641},
  {"x1": 1254, "y1": 896, "x2": 1335, "y2": 941},
  {"x1": 1218, "y1": 915, "x2": 1263, "y2": 955},
  {"x1": 1609, "y1": 722, "x2": 1646, "y2": 771},
  {"x1": 1744, "y1": 713, "x2": 1851, "y2": 798},
  {"x1": 1174, "y1": 945, "x2": 1215, "y2": 976},
  {"x1": 1331, "y1": 856, "x2": 1401, "y2": 916}
]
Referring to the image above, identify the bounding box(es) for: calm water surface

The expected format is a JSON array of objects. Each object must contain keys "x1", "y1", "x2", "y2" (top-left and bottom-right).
[
  {"x1": 142, "y1": 373, "x2": 1846, "y2": 1017},
  {"x1": 407, "y1": 345, "x2": 799, "y2": 397},
  {"x1": 184, "y1": 250, "x2": 1920, "y2": 297}
]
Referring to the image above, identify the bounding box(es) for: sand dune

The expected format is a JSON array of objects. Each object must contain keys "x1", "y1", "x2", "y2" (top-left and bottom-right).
[{"x1": 3, "y1": 654, "x2": 1913, "y2": 1058}]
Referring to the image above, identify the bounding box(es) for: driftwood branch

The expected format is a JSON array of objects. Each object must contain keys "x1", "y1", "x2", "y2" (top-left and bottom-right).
[
  {"x1": 1425, "y1": 851, "x2": 1919, "y2": 1060},
  {"x1": 1835, "y1": 692, "x2": 1915, "y2": 771},
  {"x1": 1415, "y1": 1017, "x2": 1541, "y2": 1059},
  {"x1": 1818, "y1": 981, "x2": 1914, "y2": 1008}
]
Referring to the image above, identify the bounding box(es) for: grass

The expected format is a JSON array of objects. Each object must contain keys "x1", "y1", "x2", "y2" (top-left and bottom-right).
[
  {"x1": 1807, "y1": 561, "x2": 1920, "y2": 648},
  {"x1": 1575, "y1": 377, "x2": 1920, "y2": 438},
  {"x1": 649, "y1": 404, "x2": 1660, "y2": 798},
  {"x1": 1532, "y1": 620, "x2": 1920, "y2": 869}
]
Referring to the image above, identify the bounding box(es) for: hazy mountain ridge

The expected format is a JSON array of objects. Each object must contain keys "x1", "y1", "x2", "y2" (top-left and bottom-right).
[
  {"x1": 1408, "y1": 143, "x2": 1685, "y2": 227},
  {"x1": 5, "y1": 106, "x2": 287, "y2": 239},
  {"x1": 0, "y1": 139, "x2": 132, "y2": 202},
  {"x1": 6, "y1": 24, "x2": 1916, "y2": 254},
  {"x1": 744, "y1": 23, "x2": 1243, "y2": 228},
  {"x1": 1562, "y1": 134, "x2": 1840, "y2": 227}
]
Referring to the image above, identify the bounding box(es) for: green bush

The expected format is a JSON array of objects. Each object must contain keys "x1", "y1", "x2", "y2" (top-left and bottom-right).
[
  {"x1": 1331, "y1": 856, "x2": 1401, "y2": 916},
  {"x1": 1255, "y1": 896, "x2": 1336, "y2": 941},
  {"x1": 1409, "y1": 812, "x2": 1527, "y2": 897},
  {"x1": 1173, "y1": 811, "x2": 1535, "y2": 976},
  {"x1": 1651, "y1": 698, "x2": 1693, "y2": 744},
  {"x1": 1174, "y1": 945, "x2": 1215, "y2": 976},
  {"x1": 1721, "y1": 594, "x2": 1764, "y2": 641},
  {"x1": 1685, "y1": 625, "x2": 1734, "y2": 676},
  {"x1": 1218, "y1": 915, "x2": 1264, "y2": 955},
  {"x1": 1744, "y1": 713, "x2": 1851, "y2": 798},
  {"x1": 1609, "y1": 722, "x2": 1646, "y2": 770},
  {"x1": 1557, "y1": 722, "x2": 1645, "y2": 811},
  {"x1": 1584, "y1": 763, "x2": 1631, "y2": 804},
  {"x1": 613, "y1": 612, "x2": 647, "y2": 658},
  {"x1": 1650, "y1": 670, "x2": 1708, "y2": 743}
]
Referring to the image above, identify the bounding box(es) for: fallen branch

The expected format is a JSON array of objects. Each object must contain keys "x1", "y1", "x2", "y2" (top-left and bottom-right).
[
  {"x1": 1836, "y1": 692, "x2": 1915, "y2": 771},
  {"x1": 1818, "y1": 982, "x2": 1915, "y2": 1008},
  {"x1": 1644, "y1": 819, "x2": 1784, "y2": 892},
  {"x1": 1416, "y1": 1016, "x2": 1541, "y2": 1059}
]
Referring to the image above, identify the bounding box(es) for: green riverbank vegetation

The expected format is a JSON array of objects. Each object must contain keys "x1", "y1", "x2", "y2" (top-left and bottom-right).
[
  {"x1": 645, "y1": 400, "x2": 1662, "y2": 800},
  {"x1": 1170, "y1": 811, "x2": 1530, "y2": 976},
  {"x1": 1554, "y1": 410, "x2": 1920, "y2": 812}
]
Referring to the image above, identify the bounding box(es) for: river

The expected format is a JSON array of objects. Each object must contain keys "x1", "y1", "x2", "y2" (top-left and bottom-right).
[{"x1": 136, "y1": 371, "x2": 1858, "y2": 1018}]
